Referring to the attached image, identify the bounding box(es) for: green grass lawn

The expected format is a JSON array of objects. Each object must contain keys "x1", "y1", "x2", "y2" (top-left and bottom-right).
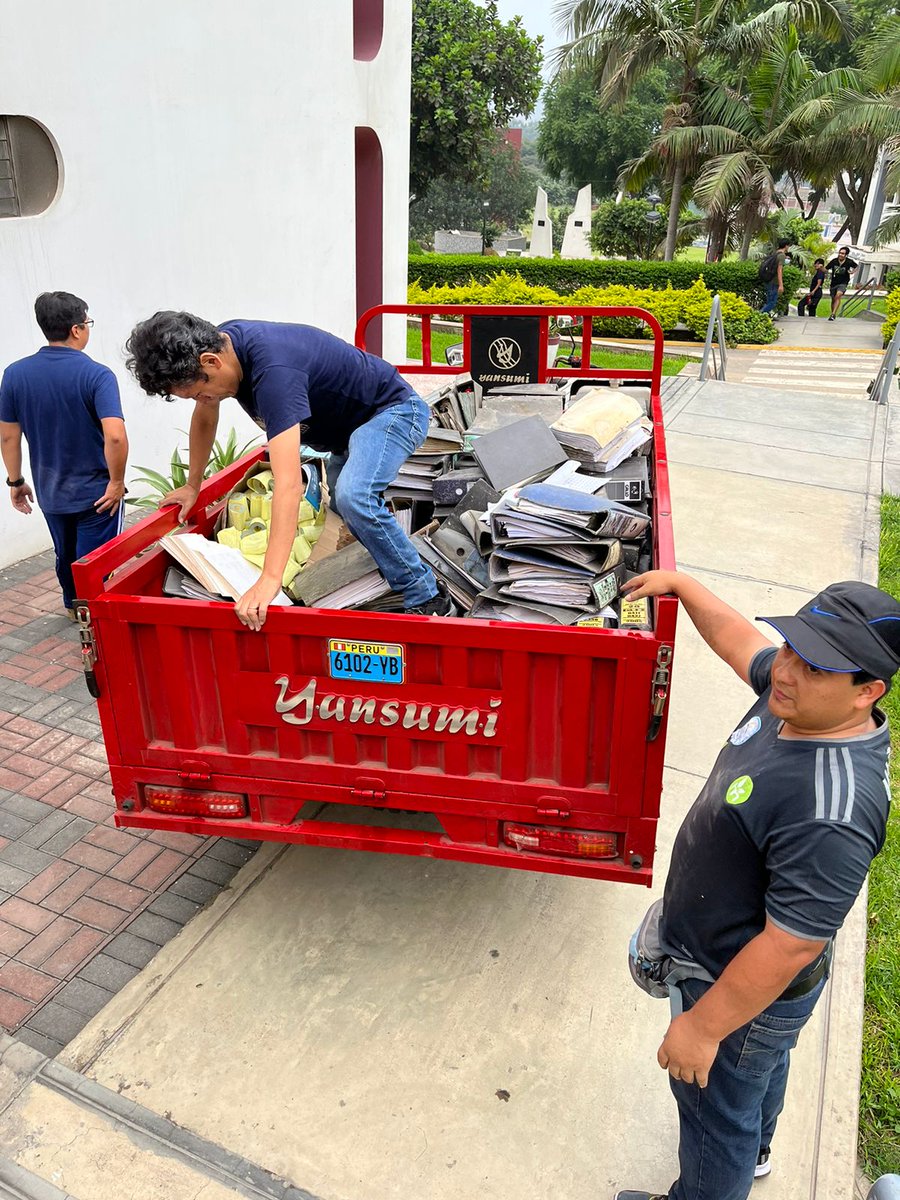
[
  {"x1": 406, "y1": 326, "x2": 689, "y2": 377},
  {"x1": 859, "y1": 493, "x2": 900, "y2": 1179},
  {"x1": 840, "y1": 297, "x2": 888, "y2": 318}
]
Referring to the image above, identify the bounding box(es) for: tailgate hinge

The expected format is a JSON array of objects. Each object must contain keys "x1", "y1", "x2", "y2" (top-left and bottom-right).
[
  {"x1": 350, "y1": 788, "x2": 387, "y2": 804},
  {"x1": 74, "y1": 602, "x2": 100, "y2": 699},
  {"x1": 647, "y1": 644, "x2": 674, "y2": 742}
]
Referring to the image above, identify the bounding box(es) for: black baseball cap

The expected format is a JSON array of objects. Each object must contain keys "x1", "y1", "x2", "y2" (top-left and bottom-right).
[{"x1": 757, "y1": 581, "x2": 900, "y2": 679}]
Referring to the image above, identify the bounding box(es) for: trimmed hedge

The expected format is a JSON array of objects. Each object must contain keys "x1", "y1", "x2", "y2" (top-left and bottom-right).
[
  {"x1": 407, "y1": 272, "x2": 779, "y2": 345},
  {"x1": 408, "y1": 253, "x2": 804, "y2": 312},
  {"x1": 883, "y1": 288, "x2": 900, "y2": 344}
]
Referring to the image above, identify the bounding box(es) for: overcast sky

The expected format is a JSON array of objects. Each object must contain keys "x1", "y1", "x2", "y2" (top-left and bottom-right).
[{"x1": 489, "y1": 0, "x2": 567, "y2": 112}]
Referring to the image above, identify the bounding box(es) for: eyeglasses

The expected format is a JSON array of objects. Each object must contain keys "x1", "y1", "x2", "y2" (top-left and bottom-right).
[{"x1": 77, "y1": 318, "x2": 94, "y2": 328}]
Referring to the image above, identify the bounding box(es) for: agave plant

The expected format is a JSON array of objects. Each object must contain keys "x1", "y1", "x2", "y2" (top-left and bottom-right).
[{"x1": 127, "y1": 428, "x2": 262, "y2": 509}]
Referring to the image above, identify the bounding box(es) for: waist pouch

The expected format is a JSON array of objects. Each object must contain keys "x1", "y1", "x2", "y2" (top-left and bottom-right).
[{"x1": 628, "y1": 898, "x2": 715, "y2": 1017}]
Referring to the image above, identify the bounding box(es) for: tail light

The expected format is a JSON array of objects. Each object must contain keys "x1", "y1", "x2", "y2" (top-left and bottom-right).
[
  {"x1": 144, "y1": 786, "x2": 247, "y2": 818},
  {"x1": 503, "y1": 823, "x2": 618, "y2": 859}
]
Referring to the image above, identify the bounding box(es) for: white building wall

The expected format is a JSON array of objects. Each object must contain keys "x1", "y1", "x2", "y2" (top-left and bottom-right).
[{"x1": 0, "y1": 1, "x2": 411, "y2": 570}]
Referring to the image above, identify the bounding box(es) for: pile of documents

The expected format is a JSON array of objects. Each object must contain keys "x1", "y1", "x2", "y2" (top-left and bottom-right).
[{"x1": 159, "y1": 375, "x2": 658, "y2": 630}]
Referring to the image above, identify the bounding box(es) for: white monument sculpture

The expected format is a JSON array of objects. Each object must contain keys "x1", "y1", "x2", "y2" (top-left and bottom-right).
[
  {"x1": 526, "y1": 186, "x2": 553, "y2": 257},
  {"x1": 561, "y1": 184, "x2": 592, "y2": 259}
]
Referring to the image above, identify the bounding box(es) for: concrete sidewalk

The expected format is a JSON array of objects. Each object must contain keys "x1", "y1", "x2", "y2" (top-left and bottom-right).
[{"x1": 0, "y1": 376, "x2": 886, "y2": 1199}]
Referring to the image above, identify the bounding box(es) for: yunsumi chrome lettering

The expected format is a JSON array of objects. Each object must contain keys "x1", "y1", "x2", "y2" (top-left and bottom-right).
[{"x1": 275, "y1": 677, "x2": 501, "y2": 738}]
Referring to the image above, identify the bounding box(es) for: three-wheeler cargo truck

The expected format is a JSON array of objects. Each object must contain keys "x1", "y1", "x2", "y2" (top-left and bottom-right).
[{"x1": 72, "y1": 305, "x2": 677, "y2": 885}]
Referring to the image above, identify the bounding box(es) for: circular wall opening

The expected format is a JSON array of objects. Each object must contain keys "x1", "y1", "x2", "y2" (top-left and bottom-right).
[{"x1": 0, "y1": 116, "x2": 60, "y2": 218}]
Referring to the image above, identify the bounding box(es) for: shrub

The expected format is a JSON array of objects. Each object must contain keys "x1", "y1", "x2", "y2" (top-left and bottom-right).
[
  {"x1": 882, "y1": 288, "x2": 900, "y2": 344},
  {"x1": 885, "y1": 269, "x2": 900, "y2": 294},
  {"x1": 406, "y1": 271, "x2": 778, "y2": 345},
  {"x1": 408, "y1": 253, "x2": 803, "y2": 308}
]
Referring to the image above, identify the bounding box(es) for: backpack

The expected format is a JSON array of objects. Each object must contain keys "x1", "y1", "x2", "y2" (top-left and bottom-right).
[{"x1": 758, "y1": 252, "x2": 779, "y2": 283}]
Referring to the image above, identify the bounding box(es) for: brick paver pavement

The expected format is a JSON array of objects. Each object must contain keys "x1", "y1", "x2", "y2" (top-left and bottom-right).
[{"x1": 0, "y1": 547, "x2": 258, "y2": 1057}]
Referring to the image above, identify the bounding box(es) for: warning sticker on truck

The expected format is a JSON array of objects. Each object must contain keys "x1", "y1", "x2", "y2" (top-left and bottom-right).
[{"x1": 328, "y1": 640, "x2": 405, "y2": 684}]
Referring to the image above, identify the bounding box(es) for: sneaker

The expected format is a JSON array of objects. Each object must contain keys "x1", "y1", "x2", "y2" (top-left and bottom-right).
[
  {"x1": 613, "y1": 1192, "x2": 669, "y2": 1199},
  {"x1": 755, "y1": 1146, "x2": 771, "y2": 1178},
  {"x1": 404, "y1": 587, "x2": 458, "y2": 617},
  {"x1": 828, "y1": 315, "x2": 835, "y2": 321}
]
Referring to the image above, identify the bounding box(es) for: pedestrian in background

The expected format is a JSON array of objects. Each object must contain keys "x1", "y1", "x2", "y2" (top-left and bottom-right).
[
  {"x1": 0, "y1": 292, "x2": 128, "y2": 619},
  {"x1": 826, "y1": 247, "x2": 858, "y2": 320},
  {"x1": 758, "y1": 239, "x2": 791, "y2": 317},
  {"x1": 797, "y1": 259, "x2": 826, "y2": 317}
]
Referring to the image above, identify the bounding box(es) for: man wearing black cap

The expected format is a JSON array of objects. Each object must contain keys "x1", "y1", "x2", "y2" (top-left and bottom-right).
[{"x1": 613, "y1": 569, "x2": 900, "y2": 1200}]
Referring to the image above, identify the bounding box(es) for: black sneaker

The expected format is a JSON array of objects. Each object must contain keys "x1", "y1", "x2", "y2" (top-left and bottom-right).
[
  {"x1": 755, "y1": 1146, "x2": 771, "y2": 1178},
  {"x1": 613, "y1": 1192, "x2": 668, "y2": 1199},
  {"x1": 405, "y1": 588, "x2": 458, "y2": 617}
]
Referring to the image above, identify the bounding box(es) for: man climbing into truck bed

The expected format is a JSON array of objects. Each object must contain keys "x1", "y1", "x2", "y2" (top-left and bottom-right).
[{"x1": 125, "y1": 311, "x2": 454, "y2": 629}]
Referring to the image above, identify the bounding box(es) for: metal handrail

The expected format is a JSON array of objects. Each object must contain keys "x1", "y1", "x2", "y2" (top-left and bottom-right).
[
  {"x1": 699, "y1": 295, "x2": 728, "y2": 382},
  {"x1": 870, "y1": 324, "x2": 900, "y2": 406},
  {"x1": 841, "y1": 277, "x2": 879, "y2": 318}
]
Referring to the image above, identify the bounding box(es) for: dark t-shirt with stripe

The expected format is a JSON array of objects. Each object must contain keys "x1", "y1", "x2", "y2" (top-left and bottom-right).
[{"x1": 661, "y1": 647, "x2": 890, "y2": 977}]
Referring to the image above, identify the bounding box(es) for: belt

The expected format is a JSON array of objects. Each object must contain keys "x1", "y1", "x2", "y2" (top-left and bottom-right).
[{"x1": 778, "y1": 947, "x2": 831, "y2": 1002}]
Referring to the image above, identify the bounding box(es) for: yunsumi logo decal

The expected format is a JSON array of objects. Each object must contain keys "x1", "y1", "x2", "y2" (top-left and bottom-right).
[
  {"x1": 725, "y1": 775, "x2": 754, "y2": 805},
  {"x1": 488, "y1": 337, "x2": 522, "y2": 370},
  {"x1": 274, "y1": 677, "x2": 502, "y2": 738},
  {"x1": 729, "y1": 715, "x2": 762, "y2": 746}
]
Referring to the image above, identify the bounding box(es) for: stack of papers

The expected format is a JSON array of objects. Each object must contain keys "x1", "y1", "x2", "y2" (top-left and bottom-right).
[
  {"x1": 287, "y1": 541, "x2": 391, "y2": 610},
  {"x1": 387, "y1": 454, "x2": 449, "y2": 500},
  {"x1": 551, "y1": 389, "x2": 648, "y2": 469},
  {"x1": 161, "y1": 534, "x2": 291, "y2": 605}
]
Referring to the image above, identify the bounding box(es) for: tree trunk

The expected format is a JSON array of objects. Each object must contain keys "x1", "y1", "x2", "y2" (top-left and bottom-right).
[
  {"x1": 739, "y1": 222, "x2": 754, "y2": 260},
  {"x1": 664, "y1": 162, "x2": 684, "y2": 261}
]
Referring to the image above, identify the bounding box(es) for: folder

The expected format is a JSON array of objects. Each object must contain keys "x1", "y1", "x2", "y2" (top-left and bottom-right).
[
  {"x1": 514, "y1": 485, "x2": 651, "y2": 539},
  {"x1": 469, "y1": 586, "x2": 584, "y2": 625},
  {"x1": 287, "y1": 541, "x2": 390, "y2": 609},
  {"x1": 471, "y1": 415, "x2": 568, "y2": 491}
]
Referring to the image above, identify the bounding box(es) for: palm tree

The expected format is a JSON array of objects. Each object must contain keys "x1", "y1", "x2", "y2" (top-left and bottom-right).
[
  {"x1": 665, "y1": 32, "x2": 861, "y2": 256},
  {"x1": 551, "y1": 0, "x2": 850, "y2": 259},
  {"x1": 819, "y1": 17, "x2": 900, "y2": 245}
]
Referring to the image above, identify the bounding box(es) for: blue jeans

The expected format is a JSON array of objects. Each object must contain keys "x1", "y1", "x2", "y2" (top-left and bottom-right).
[
  {"x1": 667, "y1": 973, "x2": 827, "y2": 1200},
  {"x1": 760, "y1": 280, "x2": 780, "y2": 314},
  {"x1": 327, "y1": 393, "x2": 437, "y2": 608},
  {"x1": 44, "y1": 503, "x2": 124, "y2": 610}
]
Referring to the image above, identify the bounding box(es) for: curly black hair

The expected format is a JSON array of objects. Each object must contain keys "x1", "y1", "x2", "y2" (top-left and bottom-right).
[{"x1": 125, "y1": 311, "x2": 227, "y2": 398}]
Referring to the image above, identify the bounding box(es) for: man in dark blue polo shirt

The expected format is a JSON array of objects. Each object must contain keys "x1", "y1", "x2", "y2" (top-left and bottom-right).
[
  {"x1": 0, "y1": 292, "x2": 128, "y2": 617},
  {"x1": 125, "y1": 312, "x2": 451, "y2": 630},
  {"x1": 614, "y1": 571, "x2": 899, "y2": 1200}
]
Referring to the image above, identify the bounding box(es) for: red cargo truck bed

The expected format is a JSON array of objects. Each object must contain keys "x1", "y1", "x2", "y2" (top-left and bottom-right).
[{"x1": 72, "y1": 305, "x2": 676, "y2": 884}]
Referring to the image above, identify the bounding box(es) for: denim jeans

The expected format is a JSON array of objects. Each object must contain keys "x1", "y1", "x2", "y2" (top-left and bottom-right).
[
  {"x1": 667, "y1": 973, "x2": 827, "y2": 1200},
  {"x1": 760, "y1": 280, "x2": 780, "y2": 314},
  {"x1": 44, "y1": 503, "x2": 124, "y2": 610},
  {"x1": 327, "y1": 393, "x2": 437, "y2": 608}
]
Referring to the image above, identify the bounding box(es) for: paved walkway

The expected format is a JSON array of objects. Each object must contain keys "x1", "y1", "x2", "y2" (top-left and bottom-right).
[
  {"x1": 0, "y1": 379, "x2": 881, "y2": 1200},
  {"x1": 0, "y1": 549, "x2": 258, "y2": 1057},
  {"x1": 723, "y1": 314, "x2": 885, "y2": 400}
]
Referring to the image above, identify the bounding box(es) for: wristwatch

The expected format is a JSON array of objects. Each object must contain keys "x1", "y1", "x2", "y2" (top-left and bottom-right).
[{"x1": 5, "y1": 476, "x2": 25, "y2": 488}]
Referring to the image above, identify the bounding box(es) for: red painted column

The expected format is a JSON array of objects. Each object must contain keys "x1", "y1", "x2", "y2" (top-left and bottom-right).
[{"x1": 355, "y1": 127, "x2": 384, "y2": 356}]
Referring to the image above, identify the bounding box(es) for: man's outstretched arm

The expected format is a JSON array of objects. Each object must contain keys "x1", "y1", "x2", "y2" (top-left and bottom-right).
[{"x1": 622, "y1": 569, "x2": 773, "y2": 684}]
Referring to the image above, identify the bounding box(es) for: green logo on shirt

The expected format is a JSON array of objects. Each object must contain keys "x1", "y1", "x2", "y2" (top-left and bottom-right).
[{"x1": 725, "y1": 775, "x2": 754, "y2": 805}]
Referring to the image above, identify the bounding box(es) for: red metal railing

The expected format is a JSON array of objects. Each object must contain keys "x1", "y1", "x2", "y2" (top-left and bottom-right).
[{"x1": 355, "y1": 303, "x2": 666, "y2": 396}]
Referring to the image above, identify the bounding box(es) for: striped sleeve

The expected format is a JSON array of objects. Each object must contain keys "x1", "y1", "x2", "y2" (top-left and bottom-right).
[{"x1": 764, "y1": 751, "x2": 886, "y2": 940}]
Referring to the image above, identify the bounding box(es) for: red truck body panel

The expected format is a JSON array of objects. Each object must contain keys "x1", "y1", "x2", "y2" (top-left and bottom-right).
[{"x1": 72, "y1": 306, "x2": 676, "y2": 884}]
